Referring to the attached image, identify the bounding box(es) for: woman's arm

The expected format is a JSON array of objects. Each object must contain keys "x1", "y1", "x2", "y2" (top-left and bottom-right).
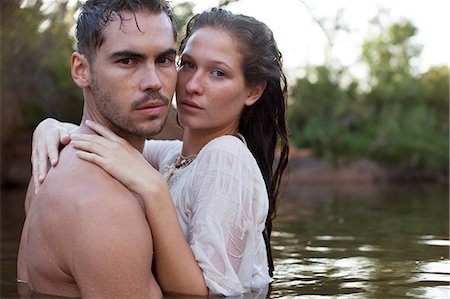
[
  {"x1": 71, "y1": 120, "x2": 208, "y2": 296},
  {"x1": 30, "y1": 118, "x2": 164, "y2": 191},
  {"x1": 139, "y1": 180, "x2": 208, "y2": 295}
]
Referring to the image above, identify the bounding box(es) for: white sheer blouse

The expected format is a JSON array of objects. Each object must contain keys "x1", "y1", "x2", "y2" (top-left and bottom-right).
[{"x1": 142, "y1": 135, "x2": 271, "y2": 296}]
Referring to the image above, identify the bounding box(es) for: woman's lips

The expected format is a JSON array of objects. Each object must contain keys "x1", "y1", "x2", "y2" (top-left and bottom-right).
[{"x1": 180, "y1": 100, "x2": 202, "y2": 112}]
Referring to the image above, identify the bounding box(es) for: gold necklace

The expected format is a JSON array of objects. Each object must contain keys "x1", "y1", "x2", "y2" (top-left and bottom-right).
[
  {"x1": 175, "y1": 154, "x2": 197, "y2": 169},
  {"x1": 165, "y1": 154, "x2": 197, "y2": 182}
]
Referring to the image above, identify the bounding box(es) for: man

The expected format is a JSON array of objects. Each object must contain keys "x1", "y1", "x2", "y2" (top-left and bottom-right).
[{"x1": 17, "y1": 0, "x2": 178, "y2": 297}]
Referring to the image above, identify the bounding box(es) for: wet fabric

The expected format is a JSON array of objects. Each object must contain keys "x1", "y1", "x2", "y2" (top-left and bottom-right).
[{"x1": 143, "y1": 135, "x2": 271, "y2": 296}]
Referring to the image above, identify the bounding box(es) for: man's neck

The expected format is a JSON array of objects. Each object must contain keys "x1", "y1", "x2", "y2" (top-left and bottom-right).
[{"x1": 79, "y1": 109, "x2": 145, "y2": 153}]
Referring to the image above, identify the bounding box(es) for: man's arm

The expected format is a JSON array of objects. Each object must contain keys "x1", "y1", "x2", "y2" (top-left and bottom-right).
[{"x1": 65, "y1": 177, "x2": 162, "y2": 299}]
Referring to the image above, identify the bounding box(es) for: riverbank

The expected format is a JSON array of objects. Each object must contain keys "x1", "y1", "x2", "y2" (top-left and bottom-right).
[
  {"x1": 287, "y1": 148, "x2": 448, "y2": 186},
  {"x1": 1, "y1": 123, "x2": 448, "y2": 188}
]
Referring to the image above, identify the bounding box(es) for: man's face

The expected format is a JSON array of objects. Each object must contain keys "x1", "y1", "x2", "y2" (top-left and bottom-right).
[{"x1": 87, "y1": 11, "x2": 177, "y2": 139}]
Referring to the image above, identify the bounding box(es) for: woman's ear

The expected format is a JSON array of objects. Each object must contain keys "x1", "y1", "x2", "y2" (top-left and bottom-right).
[
  {"x1": 71, "y1": 52, "x2": 91, "y2": 88},
  {"x1": 244, "y1": 82, "x2": 267, "y2": 106}
]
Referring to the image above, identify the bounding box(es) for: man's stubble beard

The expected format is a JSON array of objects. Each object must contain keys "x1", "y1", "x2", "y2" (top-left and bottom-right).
[{"x1": 90, "y1": 73, "x2": 169, "y2": 139}]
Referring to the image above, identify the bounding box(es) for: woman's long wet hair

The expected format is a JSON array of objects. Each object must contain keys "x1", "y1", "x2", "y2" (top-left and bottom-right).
[{"x1": 179, "y1": 8, "x2": 289, "y2": 277}]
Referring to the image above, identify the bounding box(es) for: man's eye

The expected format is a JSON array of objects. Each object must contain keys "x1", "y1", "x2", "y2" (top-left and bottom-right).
[
  {"x1": 157, "y1": 56, "x2": 174, "y2": 65},
  {"x1": 119, "y1": 58, "x2": 134, "y2": 65}
]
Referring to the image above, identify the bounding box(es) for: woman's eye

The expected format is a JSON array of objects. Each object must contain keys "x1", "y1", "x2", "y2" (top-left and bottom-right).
[
  {"x1": 212, "y1": 70, "x2": 225, "y2": 77},
  {"x1": 179, "y1": 60, "x2": 195, "y2": 70},
  {"x1": 185, "y1": 61, "x2": 195, "y2": 69}
]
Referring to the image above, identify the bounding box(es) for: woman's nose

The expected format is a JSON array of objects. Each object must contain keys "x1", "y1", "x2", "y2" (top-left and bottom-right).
[{"x1": 183, "y1": 71, "x2": 204, "y2": 95}]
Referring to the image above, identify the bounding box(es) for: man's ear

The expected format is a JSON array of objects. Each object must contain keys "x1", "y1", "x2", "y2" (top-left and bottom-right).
[
  {"x1": 71, "y1": 52, "x2": 91, "y2": 88},
  {"x1": 244, "y1": 82, "x2": 267, "y2": 106}
]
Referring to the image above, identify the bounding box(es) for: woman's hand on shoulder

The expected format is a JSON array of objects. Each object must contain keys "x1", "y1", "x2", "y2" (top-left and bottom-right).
[
  {"x1": 72, "y1": 120, "x2": 167, "y2": 197},
  {"x1": 32, "y1": 118, "x2": 77, "y2": 193}
]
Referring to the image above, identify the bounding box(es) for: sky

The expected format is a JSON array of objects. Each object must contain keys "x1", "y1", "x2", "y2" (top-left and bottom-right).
[{"x1": 171, "y1": 0, "x2": 450, "y2": 80}]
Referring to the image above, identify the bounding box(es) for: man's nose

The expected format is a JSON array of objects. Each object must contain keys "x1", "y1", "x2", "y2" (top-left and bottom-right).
[{"x1": 140, "y1": 65, "x2": 162, "y2": 92}]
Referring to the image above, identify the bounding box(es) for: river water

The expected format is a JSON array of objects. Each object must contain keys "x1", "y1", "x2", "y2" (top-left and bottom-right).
[{"x1": 1, "y1": 183, "x2": 449, "y2": 298}]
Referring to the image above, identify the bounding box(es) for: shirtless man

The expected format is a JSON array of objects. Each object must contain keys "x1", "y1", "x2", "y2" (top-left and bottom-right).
[{"x1": 17, "y1": 0, "x2": 178, "y2": 297}]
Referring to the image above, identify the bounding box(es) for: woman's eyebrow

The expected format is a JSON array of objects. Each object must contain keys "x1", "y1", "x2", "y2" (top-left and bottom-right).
[{"x1": 181, "y1": 53, "x2": 234, "y2": 71}]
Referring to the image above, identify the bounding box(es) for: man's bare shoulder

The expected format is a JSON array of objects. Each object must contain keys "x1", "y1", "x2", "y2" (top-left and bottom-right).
[
  {"x1": 25, "y1": 146, "x2": 156, "y2": 297},
  {"x1": 43, "y1": 145, "x2": 140, "y2": 206},
  {"x1": 34, "y1": 145, "x2": 147, "y2": 238}
]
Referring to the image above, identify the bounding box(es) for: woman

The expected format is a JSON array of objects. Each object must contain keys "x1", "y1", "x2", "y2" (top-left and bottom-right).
[{"x1": 32, "y1": 8, "x2": 289, "y2": 296}]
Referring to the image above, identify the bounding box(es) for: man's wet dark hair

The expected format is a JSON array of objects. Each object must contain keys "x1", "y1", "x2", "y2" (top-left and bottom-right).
[{"x1": 76, "y1": 0, "x2": 177, "y2": 62}]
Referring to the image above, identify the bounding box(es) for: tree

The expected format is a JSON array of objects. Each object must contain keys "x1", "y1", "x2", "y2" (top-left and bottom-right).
[
  {"x1": 288, "y1": 11, "x2": 449, "y2": 173},
  {"x1": 362, "y1": 14, "x2": 448, "y2": 170},
  {"x1": 172, "y1": 1, "x2": 195, "y2": 39},
  {"x1": 1, "y1": 0, "x2": 82, "y2": 139}
]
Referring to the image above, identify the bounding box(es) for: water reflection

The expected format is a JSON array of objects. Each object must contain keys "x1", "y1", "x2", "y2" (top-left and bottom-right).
[
  {"x1": 1, "y1": 184, "x2": 449, "y2": 298},
  {"x1": 418, "y1": 236, "x2": 450, "y2": 247},
  {"x1": 269, "y1": 184, "x2": 449, "y2": 298}
]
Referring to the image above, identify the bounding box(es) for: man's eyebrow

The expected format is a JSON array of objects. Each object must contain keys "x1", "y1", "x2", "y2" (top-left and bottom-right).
[
  {"x1": 109, "y1": 48, "x2": 177, "y2": 60},
  {"x1": 109, "y1": 51, "x2": 146, "y2": 60},
  {"x1": 158, "y1": 48, "x2": 177, "y2": 57}
]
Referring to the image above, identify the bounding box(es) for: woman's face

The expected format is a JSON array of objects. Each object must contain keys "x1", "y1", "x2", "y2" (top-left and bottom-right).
[{"x1": 176, "y1": 27, "x2": 256, "y2": 135}]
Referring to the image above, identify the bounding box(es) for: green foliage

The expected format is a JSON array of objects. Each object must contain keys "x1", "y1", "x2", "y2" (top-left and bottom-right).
[
  {"x1": 2, "y1": 2, "x2": 446, "y2": 172},
  {"x1": 1, "y1": 0, "x2": 83, "y2": 135},
  {"x1": 288, "y1": 13, "x2": 449, "y2": 172},
  {"x1": 289, "y1": 66, "x2": 369, "y2": 165},
  {"x1": 172, "y1": 1, "x2": 195, "y2": 40}
]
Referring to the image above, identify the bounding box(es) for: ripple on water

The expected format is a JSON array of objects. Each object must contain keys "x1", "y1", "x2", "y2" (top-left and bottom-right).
[{"x1": 271, "y1": 230, "x2": 450, "y2": 297}]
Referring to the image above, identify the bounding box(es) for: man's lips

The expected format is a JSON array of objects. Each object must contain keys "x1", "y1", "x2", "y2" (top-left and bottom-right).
[{"x1": 135, "y1": 101, "x2": 167, "y2": 116}]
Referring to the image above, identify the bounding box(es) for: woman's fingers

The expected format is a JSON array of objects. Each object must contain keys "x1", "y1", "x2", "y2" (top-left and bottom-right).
[
  {"x1": 47, "y1": 132, "x2": 65, "y2": 167},
  {"x1": 71, "y1": 122, "x2": 159, "y2": 195},
  {"x1": 59, "y1": 128, "x2": 72, "y2": 146},
  {"x1": 31, "y1": 145, "x2": 44, "y2": 193},
  {"x1": 72, "y1": 138, "x2": 122, "y2": 178},
  {"x1": 75, "y1": 150, "x2": 105, "y2": 167},
  {"x1": 85, "y1": 120, "x2": 123, "y2": 142},
  {"x1": 71, "y1": 127, "x2": 130, "y2": 158},
  {"x1": 32, "y1": 132, "x2": 50, "y2": 193},
  {"x1": 70, "y1": 138, "x2": 110, "y2": 157}
]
